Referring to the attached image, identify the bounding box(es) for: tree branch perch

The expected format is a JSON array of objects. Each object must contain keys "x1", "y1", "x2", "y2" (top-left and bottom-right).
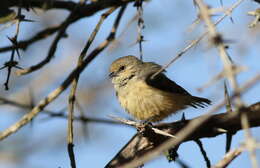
[{"x1": 106, "y1": 102, "x2": 260, "y2": 168}]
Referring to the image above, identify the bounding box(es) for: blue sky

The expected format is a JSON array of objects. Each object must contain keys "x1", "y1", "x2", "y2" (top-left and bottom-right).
[{"x1": 0, "y1": 0, "x2": 260, "y2": 168}]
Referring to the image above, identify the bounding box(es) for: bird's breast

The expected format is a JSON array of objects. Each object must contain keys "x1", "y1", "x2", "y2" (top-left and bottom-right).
[{"x1": 116, "y1": 80, "x2": 186, "y2": 121}]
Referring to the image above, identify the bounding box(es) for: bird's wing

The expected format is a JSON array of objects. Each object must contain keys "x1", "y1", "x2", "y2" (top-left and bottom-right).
[{"x1": 145, "y1": 72, "x2": 191, "y2": 96}]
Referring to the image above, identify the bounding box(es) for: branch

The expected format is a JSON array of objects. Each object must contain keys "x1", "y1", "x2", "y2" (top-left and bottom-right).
[
  {"x1": 0, "y1": 96, "x2": 121, "y2": 125},
  {"x1": 66, "y1": 6, "x2": 125, "y2": 168},
  {"x1": 106, "y1": 74, "x2": 260, "y2": 168},
  {"x1": 0, "y1": 4, "x2": 124, "y2": 141},
  {"x1": 0, "y1": 0, "x2": 135, "y2": 54},
  {"x1": 212, "y1": 146, "x2": 244, "y2": 168},
  {"x1": 106, "y1": 102, "x2": 260, "y2": 168},
  {"x1": 8, "y1": 0, "x2": 134, "y2": 15},
  {"x1": 150, "y1": 0, "x2": 245, "y2": 79},
  {"x1": 16, "y1": 12, "x2": 76, "y2": 75},
  {"x1": 0, "y1": 25, "x2": 61, "y2": 53}
]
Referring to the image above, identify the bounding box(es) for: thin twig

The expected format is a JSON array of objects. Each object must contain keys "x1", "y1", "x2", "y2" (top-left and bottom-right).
[
  {"x1": 150, "y1": 0, "x2": 245, "y2": 79},
  {"x1": 106, "y1": 102, "x2": 260, "y2": 168},
  {"x1": 110, "y1": 115, "x2": 176, "y2": 138},
  {"x1": 0, "y1": 2, "x2": 125, "y2": 141},
  {"x1": 194, "y1": 139, "x2": 211, "y2": 168},
  {"x1": 67, "y1": 6, "x2": 120, "y2": 168},
  {"x1": 117, "y1": 74, "x2": 260, "y2": 168},
  {"x1": 0, "y1": 97, "x2": 122, "y2": 125},
  {"x1": 16, "y1": 4, "x2": 81, "y2": 76},
  {"x1": 197, "y1": 66, "x2": 247, "y2": 92},
  {"x1": 134, "y1": 0, "x2": 145, "y2": 60},
  {"x1": 66, "y1": 6, "x2": 86, "y2": 168},
  {"x1": 224, "y1": 82, "x2": 234, "y2": 153},
  {"x1": 212, "y1": 146, "x2": 244, "y2": 168},
  {"x1": 8, "y1": 1, "x2": 133, "y2": 76},
  {"x1": 0, "y1": 0, "x2": 136, "y2": 54},
  {"x1": 240, "y1": 111, "x2": 259, "y2": 168},
  {"x1": 1, "y1": 5, "x2": 23, "y2": 90},
  {"x1": 0, "y1": 25, "x2": 61, "y2": 53},
  {"x1": 195, "y1": 0, "x2": 258, "y2": 166},
  {"x1": 8, "y1": 0, "x2": 134, "y2": 13},
  {"x1": 195, "y1": 0, "x2": 243, "y2": 104}
]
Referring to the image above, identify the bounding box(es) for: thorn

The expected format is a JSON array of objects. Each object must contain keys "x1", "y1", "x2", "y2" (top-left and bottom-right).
[
  {"x1": 7, "y1": 36, "x2": 16, "y2": 43},
  {"x1": 215, "y1": 127, "x2": 228, "y2": 133},
  {"x1": 4, "y1": 82, "x2": 9, "y2": 90},
  {"x1": 181, "y1": 113, "x2": 186, "y2": 122},
  {"x1": 5, "y1": 61, "x2": 18, "y2": 67},
  {"x1": 14, "y1": 65, "x2": 23, "y2": 69},
  {"x1": 7, "y1": 36, "x2": 21, "y2": 59},
  {"x1": 0, "y1": 61, "x2": 22, "y2": 70},
  {"x1": 224, "y1": 81, "x2": 233, "y2": 113},
  {"x1": 16, "y1": 14, "x2": 35, "y2": 22},
  {"x1": 229, "y1": 16, "x2": 234, "y2": 24}
]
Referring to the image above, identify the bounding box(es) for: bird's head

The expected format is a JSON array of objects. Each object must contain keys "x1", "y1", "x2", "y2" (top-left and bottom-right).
[{"x1": 109, "y1": 56, "x2": 142, "y2": 87}]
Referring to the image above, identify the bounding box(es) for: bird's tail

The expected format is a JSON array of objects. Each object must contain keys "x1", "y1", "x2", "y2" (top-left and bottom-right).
[{"x1": 189, "y1": 96, "x2": 211, "y2": 108}]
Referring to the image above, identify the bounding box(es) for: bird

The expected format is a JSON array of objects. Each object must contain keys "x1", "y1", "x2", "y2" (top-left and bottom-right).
[{"x1": 109, "y1": 55, "x2": 211, "y2": 122}]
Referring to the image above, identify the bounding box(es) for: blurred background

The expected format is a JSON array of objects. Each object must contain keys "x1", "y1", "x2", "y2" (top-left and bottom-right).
[{"x1": 0, "y1": 0, "x2": 260, "y2": 167}]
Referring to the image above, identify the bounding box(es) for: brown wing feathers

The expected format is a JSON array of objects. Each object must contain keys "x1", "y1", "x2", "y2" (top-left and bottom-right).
[{"x1": 146, "y1": 73, "x2": 211, "y2": 108}]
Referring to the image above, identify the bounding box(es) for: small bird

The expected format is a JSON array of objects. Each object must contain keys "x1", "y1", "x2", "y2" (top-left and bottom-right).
[{"x1": 109, "y1": 56, "x2": 211, "y2": 122}]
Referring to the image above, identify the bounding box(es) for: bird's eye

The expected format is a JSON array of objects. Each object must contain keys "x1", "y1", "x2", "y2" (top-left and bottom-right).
[{"x1": 119, "y1": 65, "x2": 125, "y2": 71}]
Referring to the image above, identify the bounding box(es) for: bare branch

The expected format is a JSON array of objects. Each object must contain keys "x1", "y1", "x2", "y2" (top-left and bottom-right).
[
  {"x1": 212, "y1": 146, "x2": 244, "y2": 168},
  {"x1": 8, "y1": 0, "x2": 135, "y2": 14},
  {"x1": 67, "y1": 6, "x2": 123, "y2": 168},
  {"x1": 194, "y1": 139, "x2": 211, "y2": 168},
  {"x1": 106, "y1": 74, "x2": 260, "y2": 168},
  {"x1": 106, "y1": 102, "x2": 260, "y2": 168},
  {"x1": 0, "y1": 25, "x2": 61, "y2": 53},
  {"x1": 0, "y1": 3, "x2": 125, "y2": 141},
  {"x1": 0, "y1": 96, "x2": 121, "y2": 125},
  {"x1": 150, "y1": 0, "x2": 245, "y2": 79}
]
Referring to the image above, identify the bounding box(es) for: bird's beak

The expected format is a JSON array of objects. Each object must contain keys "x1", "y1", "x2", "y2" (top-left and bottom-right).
[{"x1": 109, "y1": 72, "x2": 117, "y2": 78}]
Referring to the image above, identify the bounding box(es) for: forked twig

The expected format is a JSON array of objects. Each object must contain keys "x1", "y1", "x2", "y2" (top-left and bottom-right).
[{"x1": 0, "y1": 3, "x2": 125, "y2": 141}]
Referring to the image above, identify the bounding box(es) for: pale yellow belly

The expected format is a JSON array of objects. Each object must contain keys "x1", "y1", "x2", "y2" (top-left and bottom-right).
[{"x1": 117, "y1": 80, "x2": 187, "y2": 122}]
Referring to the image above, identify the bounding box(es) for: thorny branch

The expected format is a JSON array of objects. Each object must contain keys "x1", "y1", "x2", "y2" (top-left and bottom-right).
[
  {"x1": 0, "y1": 0, "x2": 135, "y2": 52},
  {"x1": 0, "y1": 96, "x2": 121, "y2": 125},
  {"x1": 7, "y1": 0, "x2": 134, "y2": 13},
  {"x1": 0, "y1": 25, "x2": 61, "y2": 53},
  {"x1": 106, "y1": 101, "x2": 260, "y2": 168},
  {"x1": 0, "y1": 0, "x2": 136, "y2": 54},
  {"x1": 16, "y1": 1, "x2": 110, "y2": 76},
  {"x1": 195, "y1": 0, "x2": 258, "y2": 167},
  {"x1": 0, "y1": 5, "x2": 25, "y2": 90},
  {"x1": 224, "y1": 82, "x2": 234, "y2": 153},
  {"x1": 106, "y1": 74, "x2": 260, "y2": 168},
  {"x1": 195, "y1": 0, "x2": 242, "y2": 102},
  {"x1": 67, "y1": 6, "x2": 126, "y2": 168},
  {"x1": 15, "y1": 14, "x2": 74, "y2": 75},
  {"x1": 0, "y1": 0, "x2": 136, "y2": 90},
  {"x1": 0, "y1": 0, "x2": 259, "y2": 167},
  {"x1": 134, "y1": 0, "x2": 145, "y2": 60},
  {"x1": 212, "y1": 146, "x2": 244, "y2": 168},
  {"x1": 151, "y1": 0, "x2": 245, "y2": 79},
  {"x1": 194, "y1": 139, "x2": 211, "y2": 168},
  {"x1": 0, "y1": 2, "x2": 125, "y2": 141}
]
